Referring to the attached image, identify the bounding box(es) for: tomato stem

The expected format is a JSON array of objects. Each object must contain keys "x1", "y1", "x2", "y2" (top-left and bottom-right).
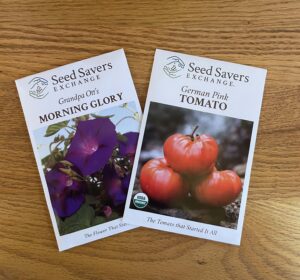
[{"x1": 190, "y1": 125, "x2": 199, "y2": 139}]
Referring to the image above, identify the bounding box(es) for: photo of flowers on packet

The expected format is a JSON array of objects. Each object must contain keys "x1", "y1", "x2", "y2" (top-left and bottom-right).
[
  {"x1": 34, "y1": 102, "x2": 139, "y2": 235},
  {"x1": 130, "y1": 102, "x2": 253, "y2": 229}
]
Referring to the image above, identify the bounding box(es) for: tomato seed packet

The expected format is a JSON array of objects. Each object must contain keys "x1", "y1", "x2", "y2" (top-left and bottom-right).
[
  {"x1": 123, "y1": 49, "x2": 267, "y2": 245},
  {"x1": 16, "y1": 49, "x2": 141, "y2": 251}
]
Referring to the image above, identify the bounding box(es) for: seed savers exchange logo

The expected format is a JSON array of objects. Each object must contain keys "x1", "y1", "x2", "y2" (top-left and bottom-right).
[
  {"x1": 163, "y1": 56, "x2": 185, "y2": 78},
  {"x1": 28, "y1": 77, "x2": 49, "y2": 99}
]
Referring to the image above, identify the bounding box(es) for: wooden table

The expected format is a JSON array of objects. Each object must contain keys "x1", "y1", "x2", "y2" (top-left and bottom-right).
[{"x1": 0, "y1": 1, "x2": 299, "y2": 279}]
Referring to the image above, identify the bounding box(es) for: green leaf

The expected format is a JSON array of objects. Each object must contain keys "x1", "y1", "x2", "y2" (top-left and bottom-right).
[
  {"x1": 41, "y1": 154, "x2": 56, "y2": 169},
  {"x1": 91, "y1": 114, "x2": 114, "y2": 119},
  {"x1": 59, "y1": 203, "x2": 95, "y2": 235},
  {"x1": 45, "y1": 121, "x2": 69, "y2": 137},
  {"x1": 108, "y1": 211, "x2": 120, "y2": 221},
  {"x1": 85, "y1": 195, "x2": 100, "y2": 205},
  {"x1": 77, "y1": 115, "x2": 89, "y2": 121},
  {"x1": 41, "y1": 154, "x2": 52, "y2": 165},
  {"x1": 117, "y1": 133, "x2": 128, "y2": 143},
  {"x1": 92, "y1": 216, "x2": 106, "y2": 226}
]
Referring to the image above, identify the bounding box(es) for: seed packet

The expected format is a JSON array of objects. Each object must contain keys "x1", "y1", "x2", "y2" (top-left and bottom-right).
[
  {"x1": 123, "y1": 49, "x2": 267, "y2": 245},
  {"x1": 16, "y1": 49, "x2": 141, "y2": 251}
]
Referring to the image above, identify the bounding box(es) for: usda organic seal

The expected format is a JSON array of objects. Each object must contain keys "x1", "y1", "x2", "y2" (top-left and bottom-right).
[{"x1": 133, "y1": 193, "x2": 149, "y2": 209}]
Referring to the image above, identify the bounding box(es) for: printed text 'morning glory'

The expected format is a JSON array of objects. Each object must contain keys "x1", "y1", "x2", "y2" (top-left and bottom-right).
[{"x1": 38, "y1": 93, "x2": 123, "y2": 124}]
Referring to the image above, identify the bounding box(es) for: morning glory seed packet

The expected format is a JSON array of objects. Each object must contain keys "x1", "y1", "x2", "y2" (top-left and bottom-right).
[{"x1": 16, "y1": 49, "x2": 141, "y2": 251}]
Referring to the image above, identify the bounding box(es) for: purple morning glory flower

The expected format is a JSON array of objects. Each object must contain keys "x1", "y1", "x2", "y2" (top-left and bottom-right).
[
  {"x1": 45, "y1": 165, "x2": 85, "y2": 218},
  {"x1": 66, "y1": 118, "x2": 117, "y2": 176},
  {"x1": 118, "y1": 132, "x2": 139, "y2": 163},
  {"x1": 103, "y1": 165, "x2": 131, "y2": 207}
]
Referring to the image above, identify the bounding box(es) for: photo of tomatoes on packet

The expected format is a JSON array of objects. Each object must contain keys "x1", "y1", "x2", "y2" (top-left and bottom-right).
[{"x1": 129, "y1": 102, "x2": 251, "y2": 230}]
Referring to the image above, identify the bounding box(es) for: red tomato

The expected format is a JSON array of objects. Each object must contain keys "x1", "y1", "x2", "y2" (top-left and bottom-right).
[
  {"x1": 163, "y1": 133, "x2": 218, "y2": 175},
  {"x1": 194, "y1": 170, "x2": 242, "y2": 207},
  {"x1": 140, "y1": 158, "x2": 187, "y2": 203}
]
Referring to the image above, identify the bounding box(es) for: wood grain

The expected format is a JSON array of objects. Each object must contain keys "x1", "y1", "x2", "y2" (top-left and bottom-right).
[{"x1": 0, "y1": 0, "x2": 299, "y2": 279}]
